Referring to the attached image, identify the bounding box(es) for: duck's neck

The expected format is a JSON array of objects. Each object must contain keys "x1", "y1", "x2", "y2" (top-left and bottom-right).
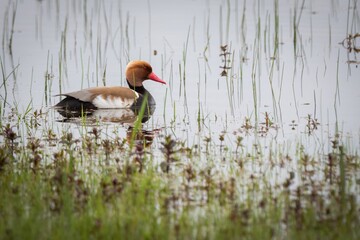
[
  {"x1": 127, "y1": 80, "x2": 155, "y2": 106},
  {"x1": 127, "y1": 80, "x2": 147, "y2": 95}
]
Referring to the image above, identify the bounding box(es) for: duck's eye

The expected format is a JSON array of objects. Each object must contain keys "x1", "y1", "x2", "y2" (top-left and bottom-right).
[{"x1": 143, "y1": 65, "x2": 152, "y2": 72}]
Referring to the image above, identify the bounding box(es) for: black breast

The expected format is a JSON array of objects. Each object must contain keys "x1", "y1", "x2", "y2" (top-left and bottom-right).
[{"x1": 127, "y1": 82, "x2": 156, "y2": 110}]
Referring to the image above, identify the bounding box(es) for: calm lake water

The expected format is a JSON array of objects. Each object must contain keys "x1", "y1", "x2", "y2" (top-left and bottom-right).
[{"x1": 1, "y1": 0, "x2": 360, "y2": 151}]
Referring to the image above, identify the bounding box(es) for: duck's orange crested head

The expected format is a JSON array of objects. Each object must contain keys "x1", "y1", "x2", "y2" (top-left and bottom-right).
[{"x1": 125, "y1": 60, "x2": 166, "y2": 87}]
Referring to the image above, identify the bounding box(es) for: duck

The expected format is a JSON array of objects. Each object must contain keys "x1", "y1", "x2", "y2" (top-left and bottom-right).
[{"x1": 55, "y1": 60, "x2": 166, "y2": 111}]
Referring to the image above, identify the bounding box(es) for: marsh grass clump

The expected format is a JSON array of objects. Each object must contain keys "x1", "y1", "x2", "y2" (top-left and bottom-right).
[
  {"x1": 204, "y1": 136, "x2": 212, "y2": 153},
  {"x1": 235, "y1": 135, "x2": 244, "y2": 154},
  {"x1": 60, "y1": 132, "x2": 77, "y2": 147},
  {"x1": 101, "y1": 177, "x2": 124, "y2": 202},
  {"x1": 2, "y1": 123, "x2": 17, "y2": 150},
  {"x1": 45, "y1": 129, "x2": 58, "y2": 145},
  {"x1": 114, "y1": 136, "x2": 127, "y2": 151},
  {"x1": 219, "y1": 45, "x2": 232, "y2": 76},
  {"x1": 305, "y1": 114, "x2": 320, "y2": 135},
  {"x1": 26, "y1": 138, "x2": 43, "y2": 171},
  {"x1": 102, "y1": 139, "x2": 114, "y2": 163},
  {"x1": 340, "y1": 33, "x2": 360, "y2": 53},
  {"x1": 131, "y1": 143, "x2": 148, "y2": 173},
  {"x1": 160, "y1": 135, "x2": 179, "y2": 173},
  {"x1": 241, "y1": 117, "x2": 253, "y2": 132},
  {"x1": 89, "y1": 127, "x2": 101, "y2": 144},
  {"x1": 49, "y1": 167, "x2": 89, "y2": 212},
  {"x1": 83, "y1": 135, "x2": 96, "y2": 156},
  {"x1": 237, "y1": 114, "x2": 279, "y2": 137},
  {"x1": 219, "y1": 133, "x2": 225, "y2": 146},
  {"x1": 28, "y1": 109, "x2": 44, "y2": 130},
  {"x1": 0, "y1": 146, "x2": 10, "y2": 171},
  {"x1": 53, "y1": 149, "x2": 67, "y2": 168}
]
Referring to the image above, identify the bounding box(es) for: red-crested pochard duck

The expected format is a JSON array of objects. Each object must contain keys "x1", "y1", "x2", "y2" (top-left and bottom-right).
[{"x1": 55, "y1": 60, "x2": 166, "y2": 111}]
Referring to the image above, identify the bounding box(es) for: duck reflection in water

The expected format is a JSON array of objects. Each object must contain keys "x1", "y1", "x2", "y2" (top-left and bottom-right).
[
  {"x1": 55, "y1": 101, "x2": 155, "y2": 124},
  {"x1": 55, "y1": 101, "x2": 160, "y2": 148}
]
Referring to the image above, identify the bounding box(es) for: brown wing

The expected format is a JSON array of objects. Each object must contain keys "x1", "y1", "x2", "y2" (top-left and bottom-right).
[{"x1": 58, "y1": 86, "x2": 138, "y2": 103}]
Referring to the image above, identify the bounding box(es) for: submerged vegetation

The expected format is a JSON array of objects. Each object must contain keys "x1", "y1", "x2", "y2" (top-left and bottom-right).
[{"x1": 1, "y1": 0, "x2": 360, "y2": 239}]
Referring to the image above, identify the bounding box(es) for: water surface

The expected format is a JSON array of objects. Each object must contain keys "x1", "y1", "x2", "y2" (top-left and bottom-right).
[{"x1": 1, "y1": 0, "x2": 360, "y2": 150}]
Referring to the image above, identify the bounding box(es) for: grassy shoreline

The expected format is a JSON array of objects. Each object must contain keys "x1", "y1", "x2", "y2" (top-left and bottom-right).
[{"x1": 1, "y1": 114, "x2": 359, "y2": 239}]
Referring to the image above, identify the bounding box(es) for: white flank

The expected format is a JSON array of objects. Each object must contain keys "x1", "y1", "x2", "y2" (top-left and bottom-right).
[{"x1": 93, "y1": 93, "x2": 138, "y2": 108}]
